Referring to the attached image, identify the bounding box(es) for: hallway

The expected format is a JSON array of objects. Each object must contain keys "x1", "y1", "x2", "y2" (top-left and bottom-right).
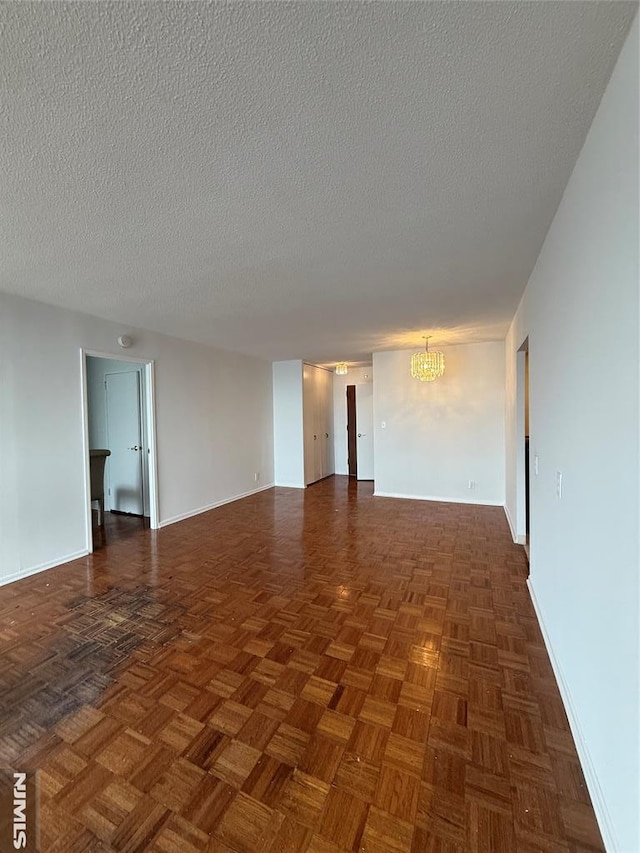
[{"x1": 0, "y1": 477, "x2": 601, "y2": 852}]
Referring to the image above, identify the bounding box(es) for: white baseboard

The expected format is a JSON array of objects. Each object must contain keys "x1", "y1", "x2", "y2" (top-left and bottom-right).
[
  {"x1": 373, "y1": 490, "x2": 503, "y2": 507},
  {"x1": 273, "y1": 482, "x2": 306, "y2": 489},
  {"x1": 527, "y1": 579, "x2": 618, "y2": 853},
  {"x1": 0, "y1": 549, "x2": 90, "y2": 588},
  {"x1": 504, "y1": 504, "x2": 527, "y2": 544},
  {"x1": 159, "y1": 482, "x2": 275, "y2": 528}
]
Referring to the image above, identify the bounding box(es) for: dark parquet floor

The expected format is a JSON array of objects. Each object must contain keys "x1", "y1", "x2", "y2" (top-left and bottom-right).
[{"x1": 0, "y1": 477, "x2": 603, "y2": 852}]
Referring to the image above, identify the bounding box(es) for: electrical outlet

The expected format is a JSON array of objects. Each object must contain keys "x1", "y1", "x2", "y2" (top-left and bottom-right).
[
  {"x1": 381, "y1": 421, "x2": 386, "y2": 429},
  {"x1": 254, "y1": 472, "x2": 260, "y2": 482},
  {"x1": 468, "y1": 480, "x2": 475, "y2": 489}
]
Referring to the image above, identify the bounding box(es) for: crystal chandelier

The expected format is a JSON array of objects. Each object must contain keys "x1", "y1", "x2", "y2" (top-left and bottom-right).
[
  {"x1": 410, "y1": 337, "x2": 445, "y2": 382},
  {"x1": 335, "y1": 362, "x2": 348, "y2": 375}
]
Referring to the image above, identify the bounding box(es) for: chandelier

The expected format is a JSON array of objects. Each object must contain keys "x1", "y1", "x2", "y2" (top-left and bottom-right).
[
  {"x1": 335, "y1": 362, "x2": 348, "y2": 375},
  {"x1": 410, "y1": 337, "x2": 445, "y2": 382}
]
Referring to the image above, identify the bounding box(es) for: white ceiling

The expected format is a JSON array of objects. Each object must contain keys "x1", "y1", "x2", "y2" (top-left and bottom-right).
[{"x1": 1, "y1": 2, "x2": 636, "y2": 364}]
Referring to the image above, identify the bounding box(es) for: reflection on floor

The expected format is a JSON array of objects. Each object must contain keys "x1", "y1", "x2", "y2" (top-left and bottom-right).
[
  {"x1": 0, "y1": 476, "x2": 602, "y2": 852},
  {"x1": 92, "y1": 510, "x2": 149, "y2": 550}
]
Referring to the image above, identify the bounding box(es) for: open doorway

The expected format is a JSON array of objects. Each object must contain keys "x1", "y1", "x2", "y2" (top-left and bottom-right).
[
  {"x1": 517, "y1": 338, "x2": 530, "y2": 569},
  {"x1": 524, "y1": 347, "x2": 530, "y2": 560},
  {"x1": 81, "y1": 351, "x2": 159, "y2": 551},
  {"x1": 347, "y1": 386, "x2": 357, "y2": 477}
]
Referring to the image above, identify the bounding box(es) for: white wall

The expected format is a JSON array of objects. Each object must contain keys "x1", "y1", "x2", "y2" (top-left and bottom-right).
[
  {"x1": 86, "y1": 357, "x2": 150, "y2": 515},
  {"x1": 333, "y1": 366, "x2": 373, "y2": 475},
  {"x1": 0, "y1": 292, "x2": 274, "y2": 585},
  {"x1": 373, "y1": 343, "x2": 505, "y2": 505},
  {"x1": 272, "y1": 360, "x2": 305, "y2": 488},
  {"x1": 505, "y1": 16, "x2": 639, "y2": 852}
]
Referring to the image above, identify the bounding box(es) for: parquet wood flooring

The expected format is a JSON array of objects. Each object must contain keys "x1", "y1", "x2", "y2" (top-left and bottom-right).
[
  {"x1": 91, "y1": 511, "x2": 149, "y2": 551},
  {"x1": 0, "y1": 477, "x2": 603, "y2": 852}
]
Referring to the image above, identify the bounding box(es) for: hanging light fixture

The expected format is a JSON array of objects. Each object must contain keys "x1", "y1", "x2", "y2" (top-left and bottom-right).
[
  {"x1": 411, "y1": 336, "x2": 445, "y2": 382},
  {"x1": 335, "y1": 362, "x2": 348, "y2": 375}
]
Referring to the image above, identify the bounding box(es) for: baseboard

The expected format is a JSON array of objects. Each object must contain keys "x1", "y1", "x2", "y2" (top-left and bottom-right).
[
  {"x1": 527, "y1": 579, "x2": 618, "y2": 853},
  {"x1": 158, "y1": 482, "x2": 275, "y2": 528},
  {"x1": 273, "y1": 482, "x2": 306, "y2": 489},
  {"x1": 504, "y1": 504, "x2": 527, "y2": 544},
  {"x1": 373, "y1": 490, "x2": 503, "y2": 507},
  {"x1": 0, "y1": 549, "x2": 90, "y2": 588}
]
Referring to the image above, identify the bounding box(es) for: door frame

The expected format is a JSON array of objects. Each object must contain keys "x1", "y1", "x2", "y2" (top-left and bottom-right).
[{"x1": 80, "y1": 348, "x2": 160, "y2": 552}]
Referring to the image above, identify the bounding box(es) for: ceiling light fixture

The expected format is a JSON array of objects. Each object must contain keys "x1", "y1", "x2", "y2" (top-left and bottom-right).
[
  {"x1": 411, "y1": 337, "x2": 445, "y2": 382},
  {"x1": 335, "y1": 362, "x2": 348, "y2": 375}
]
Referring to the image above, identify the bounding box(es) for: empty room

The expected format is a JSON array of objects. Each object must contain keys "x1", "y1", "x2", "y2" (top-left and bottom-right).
[{"x1": 0, "y1": 3, "x2": 638, "y2": 853}]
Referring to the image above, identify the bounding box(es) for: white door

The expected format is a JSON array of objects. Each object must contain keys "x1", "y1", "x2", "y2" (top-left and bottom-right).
[
  {"x1": 105, "y1": 371, "x2": 144, "y2": 514},
  {"x1": 303, "y1": 363, "x2": 319, "y2": 485},
  {"x1": 355, "y1": 384, "x2": 374, "y2": 480},
  {"x1": 323, "y1": 369, "x2": 334, "y2": 477}
]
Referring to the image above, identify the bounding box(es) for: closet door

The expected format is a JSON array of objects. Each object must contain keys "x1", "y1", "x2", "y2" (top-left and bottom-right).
[
  {"x1": 322, "y1": 369, "x2": 334, "y2": 477},
  {"x1": 304, "y1": 364, "x2": 335, "y2": 484},
  {"x1": 314, "y1": 367, "x2": 324, "y2": 481},
  {"x1": 303, "y1": 363, "x2": 317, "y2": 485}
]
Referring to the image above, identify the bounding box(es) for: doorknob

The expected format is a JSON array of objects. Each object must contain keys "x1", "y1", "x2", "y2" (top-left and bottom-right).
[
  {"x1": 358, "y1": 433, "x2": 365, "y2": 438},
  {"x1": 128, "y1": 445, "x2": 141, "y2": 451}
]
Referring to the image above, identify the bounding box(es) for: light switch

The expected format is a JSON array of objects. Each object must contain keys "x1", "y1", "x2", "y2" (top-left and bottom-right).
[
  {"x1": 534, "y1": 454, "x2": 539, "y2": 476},
  {"x1": 556, "y1": 471, "x2": 562, "y2": 498}
]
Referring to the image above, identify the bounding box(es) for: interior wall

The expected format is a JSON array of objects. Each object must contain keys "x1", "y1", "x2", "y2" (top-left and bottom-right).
[
  {"x1": 0, "y1": 292, "x2": 274, "y2": 585},
  {"x1": 373, "y1": 343, "x2": 505, "y2": 505},
  {"x1": 86, "y1": 357, "x2": 150, "y2": 516},
  {"x1": 504, "y1": 15, "x2": 639, "y2": 851},
  {"x1": 332, "y1": 366, "x2": 373, "y2": 475}
]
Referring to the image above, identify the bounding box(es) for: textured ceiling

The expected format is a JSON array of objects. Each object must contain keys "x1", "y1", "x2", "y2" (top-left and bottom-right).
[{"x1": 1, "y1": 2, "x2": 636, "y2": 363}]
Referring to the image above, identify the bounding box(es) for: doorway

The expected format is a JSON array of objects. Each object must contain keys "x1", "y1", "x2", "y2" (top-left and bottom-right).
[
  {"x1": 517, "y1": 338, "x2": 530, "y2": 569},
  {"x1": 524, "y1": 347, "x2": 530, "y2": 560},
  {"x1": 346, "y1": 384, "x2": 374, "y2": 481},
  {"x1": 347, "y1": 386, "x2": 357, "y2": 477},
  {"x1": 81, "y1": 351, "x2": 159, "y2": 551}
]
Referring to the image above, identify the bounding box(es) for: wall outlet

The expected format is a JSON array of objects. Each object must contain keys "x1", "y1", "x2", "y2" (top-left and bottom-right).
[
  {"x1": 381, "y1": 421, "x2": 386, "y2": 429},
  {"x1": 254, "y1": 472, "x2": 260, "y2": 482},
  {"x1": 468, "y1": 480, "x2": 475, "y2": 489}
]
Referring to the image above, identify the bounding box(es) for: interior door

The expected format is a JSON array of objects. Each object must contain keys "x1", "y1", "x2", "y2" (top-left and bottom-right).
[
  {"x1": 355, "y1": 384, "x2": 374, "y2": 480},
  {"x1": 323, "y1": 369, "x2": 334, "y2": 476},
  {"x1": 314, "y1": 367, "x2": 323, "y2": 481},
  {"x1": 303, "y1": 363, "x2": 319, "y2": 485},
  {"x1": 105, "y1": 371, "x2": 144, "y2": 514},
  {"x1": 318, "y1": 368, "x2": 335, "y2": 479}
]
